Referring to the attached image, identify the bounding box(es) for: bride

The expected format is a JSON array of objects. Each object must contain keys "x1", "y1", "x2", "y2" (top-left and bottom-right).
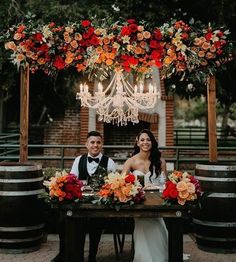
[{"x1": 122, "y1": 129, "x2": 168, "y2": 262}]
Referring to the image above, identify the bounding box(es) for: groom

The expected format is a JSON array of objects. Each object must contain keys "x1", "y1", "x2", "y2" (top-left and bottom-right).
[{"x1": 52, "y1": 131, "x2": 116, "y2": 262}]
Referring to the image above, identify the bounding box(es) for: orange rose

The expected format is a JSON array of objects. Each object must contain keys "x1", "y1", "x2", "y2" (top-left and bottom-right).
[
  {"x1": 198, "y1": 50, "x2": 205, "y2": 57},
  {"x1": 103, "y1": 37, "x2": 110, "y2": 45},
  {"x1": 105, "y1": 58, "x2": 113, "y2": 66},
  {"x1": 37, "y1": 58, "x2": 46, "y2": 65}
]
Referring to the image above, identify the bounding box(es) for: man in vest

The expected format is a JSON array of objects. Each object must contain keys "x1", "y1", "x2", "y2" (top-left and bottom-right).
[{"x1": 52, "y1": 131, "x2": 116, "y2": 262}]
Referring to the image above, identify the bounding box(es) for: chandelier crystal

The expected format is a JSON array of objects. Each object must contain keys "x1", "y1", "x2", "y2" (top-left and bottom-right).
[{"x1": 76, "y1": 71, "x2": 160, "y2": 126}]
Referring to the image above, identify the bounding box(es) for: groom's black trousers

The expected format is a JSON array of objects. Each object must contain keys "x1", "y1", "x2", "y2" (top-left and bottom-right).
[{"x1": 58, "y1": 216, "x2": 103, "y2": 262}]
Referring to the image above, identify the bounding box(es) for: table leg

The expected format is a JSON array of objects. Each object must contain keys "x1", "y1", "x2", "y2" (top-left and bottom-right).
[
  {"x1": 64, "y1": 216, "x2": 79, "y2": 262},
  {"x1": 165, "y1": 217, "x2": 183, "y2": 262}
]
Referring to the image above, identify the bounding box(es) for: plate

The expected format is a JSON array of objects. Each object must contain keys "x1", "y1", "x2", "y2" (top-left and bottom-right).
[
  {"x1": 83, "y1": 185, "x2": 93, "y2": 191},
  {"x1": 144, "y1": 185, "x2": 161, "y2": 191},
  {"x1": 82, "y1": 192, "x2": 95, "y2": 197}
]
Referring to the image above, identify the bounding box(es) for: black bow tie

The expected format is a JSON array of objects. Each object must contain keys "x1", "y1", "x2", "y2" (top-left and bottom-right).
[{"x1": 88, "y1": 156, "x2": 100, "y2": 163}]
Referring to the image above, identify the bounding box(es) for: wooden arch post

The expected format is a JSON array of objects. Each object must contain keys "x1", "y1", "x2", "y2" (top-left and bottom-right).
[
  {"x1": 19, "y1": 65, "x2": 29, "y2": 162},
  {"x1": 207, "y1": 75, "x2": 218, "y2": 162}
]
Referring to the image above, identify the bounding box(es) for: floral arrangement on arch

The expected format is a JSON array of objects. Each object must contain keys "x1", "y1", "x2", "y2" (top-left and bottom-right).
[
  {"x1": 96, "y1": 172, "x2": 145, "y2": 210},
  {"x1": 2, "y1": 17, "x2": 233, "y2": 84},
  {"x1": 162, "y1": 170, "x2": 201, "y2": 206},
  {"x1": 160, "y1": 18, "x2": 233, "y2": 91},
  {"x1": 85, "y1": 18, "x2": 164, "y2": 80},
  {"x1": 43, "y1": 170, "x2": 83, "y2": 204}
]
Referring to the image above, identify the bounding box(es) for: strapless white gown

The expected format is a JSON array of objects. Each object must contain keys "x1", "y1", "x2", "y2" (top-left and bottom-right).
[{"x1": 132, "y1": 170, "x2": 168, "y2": 262}]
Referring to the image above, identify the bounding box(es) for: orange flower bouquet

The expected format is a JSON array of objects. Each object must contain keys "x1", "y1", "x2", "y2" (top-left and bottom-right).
[
  {"x1": 43, "y1": 170, "x2": 83, "y2": 204},
  {"x1": 162, "y1": 170, "x2": 201, "y2": 206},
  {"x1": 96, "y1": 172, "x2": 145, "y2": 210}
]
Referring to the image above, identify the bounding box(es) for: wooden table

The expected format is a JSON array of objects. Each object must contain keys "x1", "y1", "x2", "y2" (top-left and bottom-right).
[{"x1": 61, "y1": 192, "x2": 187, "y2": 262}]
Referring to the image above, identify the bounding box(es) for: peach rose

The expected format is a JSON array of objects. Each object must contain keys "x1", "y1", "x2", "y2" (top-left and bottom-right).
[
  {"x1": 13, "y1": 33, "x2": 22, "y2": 41},
  {"x1": 176, "y1": 181, "x2": 188, "y2": 191},
  {"x1": 143, "y1": 31, "x2": 151, "y2": 39},
  {"x1": 16, "y1": 53, "x2": 25, "y2": 62},
  {"x1": 198, "y1": 50, "x2": 205, "y2": 57},
  {"x1": 75, "y1": 33, "x2": 82, "y2": 41},
  {"x1": 177, "y1": 198, "x2": 186, "y2": 206},
  {"x1": 137, "y1": 25, "x2": 144, "y2": 32},
  {"x1": 186, "y1": 182, "x2": 195, "y2": 193},
  {"x1": 70, "y1": 40, "x2": 78, "y2": 49},
  {"x1": 202, "y1": 42, "x2": 211, "y2": 50},
  {"x1": 137, "y1": 33, "x2": 144, "y2": 41},
  {"x1": 5, "y1": 41, "x2": 17, "y2": 51},
  {"x1": 178, "y1": 190, "x2": 189, "y2": 199}
]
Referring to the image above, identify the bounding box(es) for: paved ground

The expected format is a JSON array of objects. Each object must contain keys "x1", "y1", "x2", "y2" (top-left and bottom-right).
[{"x1": 0, "y1": 234, "x2": 236, "y2": 262}]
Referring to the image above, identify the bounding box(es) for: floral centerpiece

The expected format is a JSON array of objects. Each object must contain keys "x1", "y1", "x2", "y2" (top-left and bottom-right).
[
  {"x1": 96, "y1": 172, "x2": 145, "y2": 210},
  {"x1": 43, "y1": 170, "x2": 83, "y2": 204},
  {"x1": 162, "y1": 170, "x2": 201, "y2": 206}
]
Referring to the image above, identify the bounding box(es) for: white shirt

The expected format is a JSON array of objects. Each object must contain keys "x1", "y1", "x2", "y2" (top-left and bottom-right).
[{"x1": 70, "y1": 152, "x2": 116, "y2": 178}]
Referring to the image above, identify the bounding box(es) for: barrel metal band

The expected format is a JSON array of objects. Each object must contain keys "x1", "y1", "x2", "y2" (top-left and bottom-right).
[
  {"x1": 207, "y1": 193, "x2": 236, "y2": 198},
  {"x1": 195, "y1": 176, "x2": 236, "y2": 182},
  {"x1": 0, "y1": 177, "x2": 44, "y2": 183},
  {"x1": 0, "y1": 224, "x2": 44, "y2": 232},
  {"x1": 0, "y1": 165, "x2": 42, "y2": 172},
  {"x1": 0, "y1": 235, "x2": 43, "y2": 243},
  {"x1": 196, "y1": 164, "x2": 236, "y2": 171},
  {"x1": 193, "y1": 218, "x2": 236, "y2": 227},
  {"x1": 0, "y1": 189, "x2": 45, "y2": 196},
  {"x1": 194, "y1": 233, "x2": 236, "y2": 241}
]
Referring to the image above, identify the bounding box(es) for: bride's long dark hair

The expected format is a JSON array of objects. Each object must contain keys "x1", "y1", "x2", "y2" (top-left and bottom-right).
[{"x1": 133, "y1": 129, "x2": 162, "y2": 177}]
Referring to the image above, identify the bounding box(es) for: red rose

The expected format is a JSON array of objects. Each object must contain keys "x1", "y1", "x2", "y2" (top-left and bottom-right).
[
  {"x1": 205, "y1": 32, "x2": 213, "y2": 41},
  {"x1": 127, "y1": 19, "x2": 136, "y2": 24},
  {"x1": 81, "y1": 20, "x2": 91, "y2": 27},
  {"x1": 169, "y1": 189, "x2": 178, "y2": 199},
  {"x1": 90, "y1": 35, "x2": 99, "y2": 46},
  {"x1": 121, "y1": 26, "x2": 131, "y2": 36},
  {"x1": 53, "y1": 56, "x2": 65, "y2": 70},
  {"x1": 33, "y1": 33, "x2": 43, "y2": 42},
  {"x1": 125, "y1": 173, "x2": 135, "y2": 184},
  {"x1": 129, "y1": 24, "x2": 138, "y2": 33},
  {"x1": 153, "y1": 29, "x2": 162, "y2": 40}
]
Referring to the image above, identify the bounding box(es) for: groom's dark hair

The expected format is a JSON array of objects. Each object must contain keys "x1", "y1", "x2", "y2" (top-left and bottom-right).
[{"x1": 87, "y1": 131, "x2": 102, "y2": 138}]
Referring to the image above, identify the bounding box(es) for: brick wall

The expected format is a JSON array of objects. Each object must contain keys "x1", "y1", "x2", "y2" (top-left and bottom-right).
[{"x1": 43, "y1": 107, "x2": 81, "y2": 168}]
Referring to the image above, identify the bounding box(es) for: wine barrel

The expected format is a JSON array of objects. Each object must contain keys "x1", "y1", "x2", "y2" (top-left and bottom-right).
[
  {"x1": 0, "y1": 163, "x2": 45, "y2": 253},
  {"x1": 192, "y1": 163, "x2": 236, "y2": 253}
]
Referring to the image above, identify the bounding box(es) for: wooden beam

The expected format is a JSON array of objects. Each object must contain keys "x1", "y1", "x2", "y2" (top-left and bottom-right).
[
  {"x1": 207, "y1": 75, "x2": 217, "y2": 162},
  {"x1": 20, "y1": 66, "x2": 29, "y2": 162}
]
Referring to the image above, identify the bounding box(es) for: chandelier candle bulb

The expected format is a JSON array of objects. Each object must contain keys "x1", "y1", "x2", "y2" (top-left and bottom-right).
[{"x1": 98, "y1": 83, "x2": 103, "y2": 93}]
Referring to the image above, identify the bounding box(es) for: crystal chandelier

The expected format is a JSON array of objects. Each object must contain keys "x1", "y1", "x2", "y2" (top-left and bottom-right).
[{"x1": 76, "y1": 71, "x2": 160, "y2": 126}]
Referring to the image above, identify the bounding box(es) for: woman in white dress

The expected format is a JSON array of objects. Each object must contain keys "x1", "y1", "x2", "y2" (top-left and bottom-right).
[{"x1": 122, "y1": 129, "x2": 168, "y2": 262}]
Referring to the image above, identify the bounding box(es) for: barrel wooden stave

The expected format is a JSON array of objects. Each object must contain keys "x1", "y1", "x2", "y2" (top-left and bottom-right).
[
  {"x1": 0, "y1": 163, "x2": 45, "y2": 254},
  {"x1": 193, "y1": 163, "x2": 236, "y2": 253}
]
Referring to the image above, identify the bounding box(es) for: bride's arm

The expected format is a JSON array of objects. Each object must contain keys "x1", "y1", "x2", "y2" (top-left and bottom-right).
[
  {"x1": 160, "y1": 157, "x2": 167, "y2": 177},
  {"x1": 122, "y1": 158, "x2": 133, "y2": 174}
]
